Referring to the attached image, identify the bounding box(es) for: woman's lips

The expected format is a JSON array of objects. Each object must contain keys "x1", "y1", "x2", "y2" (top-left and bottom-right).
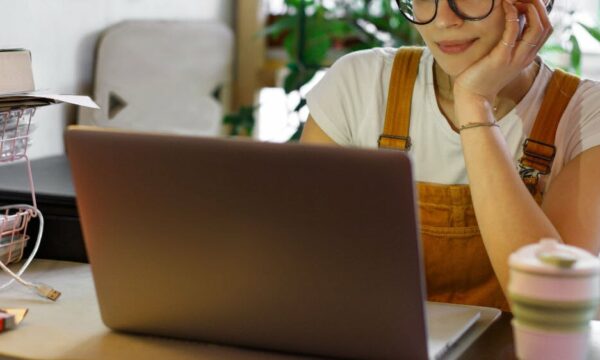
[{"x1": 436, "y1": 39, "x2": 478, "y2": 54}]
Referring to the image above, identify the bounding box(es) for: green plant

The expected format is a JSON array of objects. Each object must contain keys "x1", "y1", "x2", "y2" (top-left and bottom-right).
[
  {"x1": 223, "y1": 0, "x2": 422, "y2": 140},
  {"x1": 265, "y1": 0, "x2": 419, "y2": 141},
  {"x1": 265, "y1": 0, "x2": 422, "y2": 140},
  {"x1": 541, "y1": 6, "x2": 600, "y2": 75},
  {"x1": 223, "y1": 106, "x2": 256, "y2": 137}
]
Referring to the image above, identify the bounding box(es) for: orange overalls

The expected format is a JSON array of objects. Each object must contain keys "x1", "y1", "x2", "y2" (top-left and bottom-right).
[{"x1": 379, "y1": 47, "x2": 580, "y2": 311}]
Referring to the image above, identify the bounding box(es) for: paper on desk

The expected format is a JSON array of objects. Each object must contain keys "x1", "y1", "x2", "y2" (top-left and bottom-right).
[
  {"x1": 0, "y1": 308, "x2": 28, "y2": 333},
  {"x1": 0, "y1": 91, "x2": 99, "y2": 110}
]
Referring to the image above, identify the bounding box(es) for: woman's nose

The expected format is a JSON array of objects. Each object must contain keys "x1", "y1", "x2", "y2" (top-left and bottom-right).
[{"x1": 435, "y1": 0, "x2": 464, "y2": 28}]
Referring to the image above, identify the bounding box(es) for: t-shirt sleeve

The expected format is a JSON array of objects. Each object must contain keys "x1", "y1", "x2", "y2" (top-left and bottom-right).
[
  {"x1": 305, "y1": 50, "x2": 373, "y2": 145},
  {"x1": 562, "y1": 79, "x2": 600, "y2": 162}
]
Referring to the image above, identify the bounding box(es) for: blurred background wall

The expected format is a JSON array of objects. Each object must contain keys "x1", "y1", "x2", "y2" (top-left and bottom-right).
[{"x1": 0, "y1": 0, "x2": 233, "y2": 159}]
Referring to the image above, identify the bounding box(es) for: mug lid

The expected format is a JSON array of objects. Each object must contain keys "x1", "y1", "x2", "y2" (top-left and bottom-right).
[{"x1": 509, "y1": 238, "x2": 600, "y2": 276}]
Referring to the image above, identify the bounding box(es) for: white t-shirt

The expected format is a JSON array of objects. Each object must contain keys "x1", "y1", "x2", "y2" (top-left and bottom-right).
[{"x1": 305, "y1": 47, "x2": 600, "y2": 189}]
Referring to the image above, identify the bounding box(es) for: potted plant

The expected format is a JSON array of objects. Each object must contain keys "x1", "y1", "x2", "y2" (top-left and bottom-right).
[{"x1": 224, "y1": 0, "x2": 422, "y2": 140}]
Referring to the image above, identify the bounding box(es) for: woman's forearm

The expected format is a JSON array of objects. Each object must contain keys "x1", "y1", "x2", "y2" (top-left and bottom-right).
[{"x1": 455, "y1": 98, "x2": 561, "y2": 294}]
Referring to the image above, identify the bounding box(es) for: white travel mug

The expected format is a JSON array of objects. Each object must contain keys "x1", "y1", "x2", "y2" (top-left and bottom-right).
[{"x1": 508, "y1": 238, "x2": 600, "y2": 360}]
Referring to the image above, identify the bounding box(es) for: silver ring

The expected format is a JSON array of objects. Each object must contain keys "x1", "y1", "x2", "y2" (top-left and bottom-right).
[
  {"x1": 506, "y1": 18, "x2": 520, "y2": 22},
  {"x1": 501, "y1": 40, "x2": 516, "y2": 48},
  {"x1": 522, "y1": 41, "x2": 538, "y2": 48}
]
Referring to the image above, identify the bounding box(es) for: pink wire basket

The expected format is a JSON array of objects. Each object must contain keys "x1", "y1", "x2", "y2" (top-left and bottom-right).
[
  {"x1": 0, "y1": 107, "x2": 40, "y2": 268},
  {"x1": 0, "y1": 208, "x2": 32, "y2": 264},
  {"x1": 0, "y1": 108, "x2": 35, "y2": 162}
]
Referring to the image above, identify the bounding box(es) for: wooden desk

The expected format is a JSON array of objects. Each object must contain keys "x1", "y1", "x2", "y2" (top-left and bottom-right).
[
  {"x1": 459, "y1": 314, "x2": 600, "y2": 359},
  {"x1": 0, "y1": 260, "x2": 314, "y2": 360},
  {"x1": 2, "y1": 260, "x2": 598, "y2": 359}
]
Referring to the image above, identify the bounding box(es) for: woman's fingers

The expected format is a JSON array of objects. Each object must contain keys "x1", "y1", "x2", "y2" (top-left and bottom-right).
[
  {"x1": 528, "y1": 0, "x2": 552, "y2": 35},
  {"x1": 516, "y1": 2, "x2": 544, "y2": 42},
  {"x1": 513, "y1": 1, "x2": 546, "y2": 63},
  {"x1": 498, "y1": 0, "x2": 522, "y2": 57},
  {"x1": 529, "y1": 0, "x2": 554, "y2": 45}
]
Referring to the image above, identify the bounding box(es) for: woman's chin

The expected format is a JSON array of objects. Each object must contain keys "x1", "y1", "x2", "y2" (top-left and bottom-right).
[
  {"x1": 433, "y1": 60, "x2": 467, "y2": 79},
  {"x1": 432, "y1": 43, "x2": 497, "y2": 79}
]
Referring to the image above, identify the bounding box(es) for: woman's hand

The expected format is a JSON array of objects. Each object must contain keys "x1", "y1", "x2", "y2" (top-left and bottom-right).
[{"x1": 453, "y1": 0, "x2": 553, "y2": 117}]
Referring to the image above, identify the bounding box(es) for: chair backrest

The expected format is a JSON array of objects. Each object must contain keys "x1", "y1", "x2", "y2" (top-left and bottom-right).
[{"x1": 78, "y1": 20, "x2": 233, "y2": 136}]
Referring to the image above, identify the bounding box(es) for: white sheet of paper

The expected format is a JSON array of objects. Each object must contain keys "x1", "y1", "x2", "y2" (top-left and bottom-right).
[{"x1": 0, "y1": 91, "x2": 99, "y2": 109}]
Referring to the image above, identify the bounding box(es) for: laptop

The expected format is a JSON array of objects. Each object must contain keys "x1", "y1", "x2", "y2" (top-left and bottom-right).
[{"x1": 66, "y1": 126, "x2": 497, "y2": 359}]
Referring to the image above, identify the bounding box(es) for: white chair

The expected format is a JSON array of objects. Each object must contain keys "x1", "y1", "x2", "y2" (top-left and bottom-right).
[{"x1": 79, "y1": 20, "x2": 233, "y2": 136}]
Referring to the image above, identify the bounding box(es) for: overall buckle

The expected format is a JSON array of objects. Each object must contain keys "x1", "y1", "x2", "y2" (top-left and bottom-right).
[
  {"x1": 520, "y1": 138, "x2": 556, "y2": 175},
  {"x1": 378, "y1": 135, "x2": 412, "y2": 151}
]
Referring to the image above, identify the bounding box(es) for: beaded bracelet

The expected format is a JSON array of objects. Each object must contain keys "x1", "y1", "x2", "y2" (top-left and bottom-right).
[{"x1": 458, "y1": 121, "x2": 499, "y2": 132}]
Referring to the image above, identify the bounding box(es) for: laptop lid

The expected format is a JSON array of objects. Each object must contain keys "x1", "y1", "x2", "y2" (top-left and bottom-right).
[{"x1": 66, "y1": 126, "x2": 428, "y2": 359}]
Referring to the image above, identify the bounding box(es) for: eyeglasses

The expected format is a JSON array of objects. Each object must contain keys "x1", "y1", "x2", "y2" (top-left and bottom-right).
[{"x1": 395, "y1": 0, "x2": 554, "y2": 25}]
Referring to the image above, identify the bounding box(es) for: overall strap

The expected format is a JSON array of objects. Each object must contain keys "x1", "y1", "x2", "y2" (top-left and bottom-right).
[
  {"x1": 378, "y1": 46, "x2": 424, "y2": 150},
  {"x1": 519, "y1": 68, "x2": 581, "y2": 176}
]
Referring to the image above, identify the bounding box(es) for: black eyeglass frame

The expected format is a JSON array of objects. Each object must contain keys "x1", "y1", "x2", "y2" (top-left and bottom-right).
[{"x1": 395, "y1": 0, "x2": 554, "y2": 25}]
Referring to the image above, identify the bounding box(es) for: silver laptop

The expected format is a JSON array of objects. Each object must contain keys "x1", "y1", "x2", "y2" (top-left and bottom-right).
[{"x1": 66, "y1": 126, "x2": 494, "y2": 359}]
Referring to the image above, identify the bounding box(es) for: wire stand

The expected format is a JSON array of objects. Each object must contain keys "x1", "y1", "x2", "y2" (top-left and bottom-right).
[{"x1": 0, "y1": 108, "x2": 59, "y2": 300}]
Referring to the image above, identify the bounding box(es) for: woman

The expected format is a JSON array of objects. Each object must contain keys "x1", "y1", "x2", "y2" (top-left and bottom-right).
[{"x1": 300, "y1": 0, "x2": 600, "y2": 311}]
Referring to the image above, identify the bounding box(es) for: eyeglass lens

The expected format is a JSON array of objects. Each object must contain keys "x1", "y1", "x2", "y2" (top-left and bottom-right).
[{"x1": 397, "y1": 0, "x2": 495, "y2": 24}]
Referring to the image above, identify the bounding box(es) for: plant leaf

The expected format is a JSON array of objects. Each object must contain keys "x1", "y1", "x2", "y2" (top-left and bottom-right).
[
  {"x1": 541, "y1": 44, "x2": 568, "y2": 54},
  {"x1": 293, "y1": 98, "x2": 307, "y2": 112},
  {"x1": 283, "y1": 68, "x2": 317, "y2": 93},
  {"x1": 260, "y1": 16, "x2": 297, "y2": 38},
  {"x1": 578, "y1": 22, "x2": 600, "y2": 42},
  {"x1": 283, "y1": 69, "x2": 300, "y2": 94},
  {"x1": 288, "y1": 122, "x2": 305, "y2": 142},
  {"x1": 302, "y1": 27, "x2": 331, "y2": 65},
  {"x1": 569, "y1": 34, "x2": 581, "y2": 75}
]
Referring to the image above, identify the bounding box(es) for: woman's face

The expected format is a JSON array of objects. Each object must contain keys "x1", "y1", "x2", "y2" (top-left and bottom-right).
[{"x1": 414, "y1": 0, "x2": 507, "y2": 77}]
